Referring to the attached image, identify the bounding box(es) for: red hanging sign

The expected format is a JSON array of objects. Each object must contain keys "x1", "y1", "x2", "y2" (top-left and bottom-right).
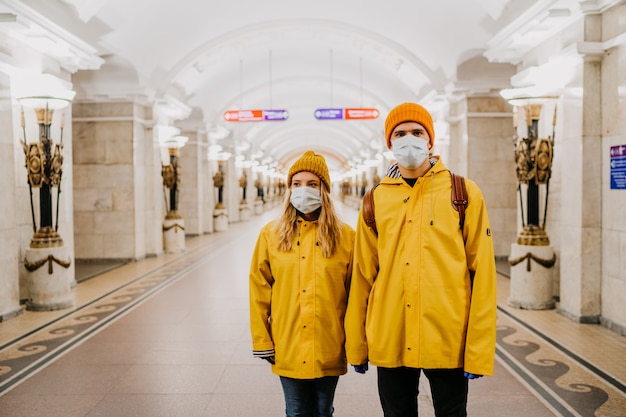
[
  {"x1": 224, "y1": 109, "x2": 289, "y2": 122},
  {"x1": 344, "y1": 108, "x2": 379, "y2": 120}
]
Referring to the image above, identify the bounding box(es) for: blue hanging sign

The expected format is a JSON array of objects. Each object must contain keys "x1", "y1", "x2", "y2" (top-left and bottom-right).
[
  {"x1": 610, "y1": 144, "x2": 626, "y2": 189},
  {"x1": 263, "y1": 110, "x2": 289, "y2": 121},
  {"x1": 314, "y1": 107, "x2": 379, "y2": 120}
]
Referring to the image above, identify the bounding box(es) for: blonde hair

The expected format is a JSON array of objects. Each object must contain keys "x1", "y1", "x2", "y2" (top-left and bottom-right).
[{"x1": 275, "y1": 181, "x2": 343, "y2": 258}]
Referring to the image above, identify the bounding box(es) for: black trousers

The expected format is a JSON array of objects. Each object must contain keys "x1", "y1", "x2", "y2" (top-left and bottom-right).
[{"x1": 377, "y1": 367, "x2": 468, "y2": 417}]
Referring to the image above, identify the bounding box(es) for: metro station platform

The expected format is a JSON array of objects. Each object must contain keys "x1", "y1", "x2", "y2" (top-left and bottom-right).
[{"x1": 1, "y1": 204, "x2": 625, "y2": 417}]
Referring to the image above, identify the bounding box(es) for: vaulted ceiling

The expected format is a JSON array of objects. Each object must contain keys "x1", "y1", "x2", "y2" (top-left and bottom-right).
[{"x1": 0, "y1": 0, "x2": 596, "y2": 177}]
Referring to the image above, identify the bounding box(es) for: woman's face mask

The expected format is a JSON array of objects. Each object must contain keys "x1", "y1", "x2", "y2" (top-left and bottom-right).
[
  {"x1": 290, "y1": 186, "x2": 322, "y2": 214},
  {"x1": 391, "y1": 134, "x2": 430, "y2": 169}
]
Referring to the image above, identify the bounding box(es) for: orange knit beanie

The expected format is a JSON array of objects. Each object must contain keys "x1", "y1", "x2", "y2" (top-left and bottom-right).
[
  {"x1": 287, "y1": 150, "x2": 330, "y2": 188},
  {"x1": 384, "y1": 102, "x2": 435, "y2": 149}
]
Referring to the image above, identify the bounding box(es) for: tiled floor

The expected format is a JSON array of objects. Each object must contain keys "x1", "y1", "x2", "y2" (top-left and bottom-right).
[{"x1": 1, "y1": 203, "x2": 625, "y2": 417}]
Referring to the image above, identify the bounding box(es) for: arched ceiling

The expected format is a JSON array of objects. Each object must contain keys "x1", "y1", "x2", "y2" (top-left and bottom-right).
[{"x1": 0, "y1": 0, "x2": 595, "y2": 177}]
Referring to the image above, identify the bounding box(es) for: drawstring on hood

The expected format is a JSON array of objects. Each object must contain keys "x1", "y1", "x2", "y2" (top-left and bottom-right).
[
  {"x1": 384, "y1": 158, "x2": 438, "y2": 179},
  {"x1": 429, "y1": 170, "x2": 435, "y2": 226}
]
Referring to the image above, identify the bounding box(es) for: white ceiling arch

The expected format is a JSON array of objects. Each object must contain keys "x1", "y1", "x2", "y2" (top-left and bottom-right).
[
  {"x1": 2, "y1": 0, "x2": 608, "y2": 177},
  {"x1": 163, "y1": 17, "x2": 445, "y2": 170},
  {"x1": 162, "y1": 18, "x2": 442, "y2": 102}
]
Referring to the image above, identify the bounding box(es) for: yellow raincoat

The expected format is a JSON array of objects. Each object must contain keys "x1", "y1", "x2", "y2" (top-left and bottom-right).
[
  {"x1": 345, "y1": 159, "x2": 497, "y2": 376},
  {"x1": 250, "y1": 217, "x2": 355, "y2": 379}
]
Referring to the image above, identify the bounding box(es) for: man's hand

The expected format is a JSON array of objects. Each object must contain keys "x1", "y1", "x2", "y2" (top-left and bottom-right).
[
  {"x1": 353, "y1": 362, "x2": 369, "y2": 374},
  {"x1": 463, "y1": 371, "x2": 482, "y2": 379}
]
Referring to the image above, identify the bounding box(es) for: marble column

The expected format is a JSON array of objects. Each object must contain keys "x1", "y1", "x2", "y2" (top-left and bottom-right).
[
  {"x1": 225, "y1": 157, "x2": 240, "y2": 223},
  {"x1": 73, "y1": 101, "x2": 159, "y2": 261},
  {"x1": 558, "y1": 14, "x2": 603, "y2": 322},
  {"x1": 448, "y1": 95, "x2": 517, "y2": 257},
  {"x1": 597, "y1": 1, "x2": 626, "y2": 335},
  {"x1": 0, "y1": 73, "x2": 22, "y2": 320},
  {"x1": 179, "y1": 133, "x2": 205, "y2": 235}
]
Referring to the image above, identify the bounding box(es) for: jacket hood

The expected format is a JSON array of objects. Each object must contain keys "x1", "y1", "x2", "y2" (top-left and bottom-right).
[
  {"x1": 381, "y1": 156, "x2": 447, "y2": 183},
  {"x1": 380, "y1": 157, "x2": 452, "y2": 227}
]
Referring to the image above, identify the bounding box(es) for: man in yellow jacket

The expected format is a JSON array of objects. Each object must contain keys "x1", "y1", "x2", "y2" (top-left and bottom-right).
[{"x1": 345, "y1": 103, "x2": 497, "y2": 417}]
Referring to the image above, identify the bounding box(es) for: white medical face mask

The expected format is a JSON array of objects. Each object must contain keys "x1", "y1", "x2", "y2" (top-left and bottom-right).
[
  {"x1": 391, "y1": 135, "x2": 430, "y2": 169},
  {"x1": 290, "y1": 186, "x2": 322, "y2": 214}
]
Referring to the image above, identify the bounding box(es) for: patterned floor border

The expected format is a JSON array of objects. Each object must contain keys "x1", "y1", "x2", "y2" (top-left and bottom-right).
[
  {"x1": 496, "y1": 309, "x2": 626, "y2": 417},
  {"x1": 0, "y1": 233, "x2": 228, "y2": 396}
]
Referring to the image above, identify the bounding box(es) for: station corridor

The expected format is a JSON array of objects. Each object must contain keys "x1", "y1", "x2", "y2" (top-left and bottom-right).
[{"x1": 0, "y1": 203, "x2": 625, "y2": 417}]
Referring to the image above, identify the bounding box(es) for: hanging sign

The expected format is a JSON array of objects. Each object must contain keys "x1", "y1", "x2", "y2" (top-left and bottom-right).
[
  {"x1": 224, "y1": 109, "x2": 288, "y2": 122},
  {"x1": 610, "y1": 144, "x2": 626, "y2": 189},
  {"x1": 263, "y1": 110, "x2": 289, "y2": 121},
  {"x1": 314, "y1": 107, "x2": 379, "y2": 120},
  {"x1": 345, "y1": 108, "x2": 379, "y2": 120},
  {"x1": 314, "y1": 108, "x2": 343, "y2": 120}
]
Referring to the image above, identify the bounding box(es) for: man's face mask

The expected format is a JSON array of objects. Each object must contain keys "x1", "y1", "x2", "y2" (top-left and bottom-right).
[
  {"x1": 290, "y1": 186, "x2": 322, "y2": 214},
  {"x1": 391, "y1": 135, "x2": 429, "y2": 169}
]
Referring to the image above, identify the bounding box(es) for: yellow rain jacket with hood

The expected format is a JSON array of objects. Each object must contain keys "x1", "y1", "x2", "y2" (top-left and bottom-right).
[
  {"x1": 344, "y1": 158, "x2": 497, "y2": 376},
  {"x1": 250, "y1": 217, "x2": 355, "y2": 379}
]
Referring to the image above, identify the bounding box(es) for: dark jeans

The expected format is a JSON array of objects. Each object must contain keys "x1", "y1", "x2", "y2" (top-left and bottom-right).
[
  {"x1": 279, "y1": 375, "x2": 339, "y2": 417},
  {"x1": 377, "y1": 367, "x2": 468, "y2": 417}
]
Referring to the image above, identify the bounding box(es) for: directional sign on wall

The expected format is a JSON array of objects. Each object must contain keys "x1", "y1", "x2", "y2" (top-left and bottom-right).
[
  {"x1": 224, "y1": 109, "x2": 289, "y2": 122},
  {"x1": 314, "y1": 107, "x2": 379, "y2": 120},
  {"x1": 610, "y1": 144, "x2": 626, "y2": 189}
]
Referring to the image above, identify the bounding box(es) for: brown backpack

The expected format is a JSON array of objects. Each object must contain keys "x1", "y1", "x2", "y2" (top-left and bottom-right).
[{"x1": 362, "y1": 173, "x2": 468, "y2": 236}]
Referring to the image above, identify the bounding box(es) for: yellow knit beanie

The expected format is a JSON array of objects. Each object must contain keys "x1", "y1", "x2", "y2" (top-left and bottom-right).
[
  {"x1": 384, "y1": 102, "x2": 435, "y2": 149},
  {"x1": 287, "y1": 150, "x2": 330, "y2": 188}
]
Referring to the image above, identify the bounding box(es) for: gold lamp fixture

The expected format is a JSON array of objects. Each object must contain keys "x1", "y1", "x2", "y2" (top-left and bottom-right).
[
  {"x1": 160, "y1": 134, "x2": 188, "y2": 221},
  {"x1": 508, "y1": 97, "x2": 557, "y2": 246},
  {"x1": 19, "y1": 93, "x2": 73, "y2": 249}
]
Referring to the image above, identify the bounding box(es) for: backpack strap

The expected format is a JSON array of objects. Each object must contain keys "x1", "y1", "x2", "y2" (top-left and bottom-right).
[
  {"x1": 362, "y1": 174, "x2": 468, "y2": 235},
  {"x1": 362, "y1": 184, "x2": 379, "y2": 236},
  {"x1": 451, "y1": 173, "x2": 468, "y2": 230}
]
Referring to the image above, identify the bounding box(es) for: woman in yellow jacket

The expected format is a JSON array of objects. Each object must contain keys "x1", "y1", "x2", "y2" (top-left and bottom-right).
[{"x1": 249, "y1": 150, "x2": 355, "y2": 417}]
